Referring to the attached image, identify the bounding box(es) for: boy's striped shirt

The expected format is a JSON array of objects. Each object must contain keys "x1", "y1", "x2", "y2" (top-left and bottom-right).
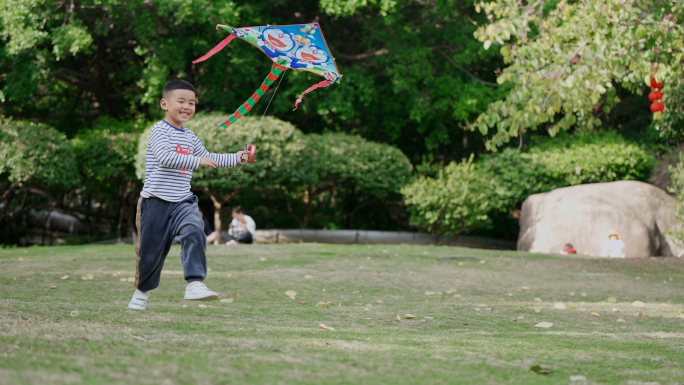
[{"x1": 141, "y1": 120, "x2": 238, "y2": 202}]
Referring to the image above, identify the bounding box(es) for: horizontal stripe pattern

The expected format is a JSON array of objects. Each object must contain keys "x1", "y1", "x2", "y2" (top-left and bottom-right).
[{"x1": 141, "y1": 120, "x2": 238, "y2": 202}]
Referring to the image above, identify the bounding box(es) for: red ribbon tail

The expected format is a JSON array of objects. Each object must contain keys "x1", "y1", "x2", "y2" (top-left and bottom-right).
[
  {"x1": 192, "y1": 35, "x2": 236, "y2": 64},
  {"x1": 293, "y1": 80, "x2": 331, "y2": 111}
]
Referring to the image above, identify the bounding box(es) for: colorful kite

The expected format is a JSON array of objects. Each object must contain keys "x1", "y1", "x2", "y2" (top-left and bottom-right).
[{"x1": 193, "y1": 23, "x2": 342, "y2": 128}]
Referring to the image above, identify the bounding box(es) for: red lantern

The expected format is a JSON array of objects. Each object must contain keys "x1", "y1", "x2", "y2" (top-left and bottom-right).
[
  {"x1": 650, "y1": 77, "x2": 664, "y2": 89},
  {"x1": 649, "y1": 90, "x2": 663, "y2": 101},
  {"x1": 650, "y1": 102, "x2": 665, "y2": 113}
]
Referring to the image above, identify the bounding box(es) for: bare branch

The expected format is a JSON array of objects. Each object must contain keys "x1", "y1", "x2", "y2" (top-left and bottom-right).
[{"x1": 438, "y1": 51, "x2": 498, "y2": 87}]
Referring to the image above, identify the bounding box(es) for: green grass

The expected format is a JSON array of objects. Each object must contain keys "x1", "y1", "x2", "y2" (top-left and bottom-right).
[{"x1": 2, "y1": 243, "x2": 684, "y2": 384}]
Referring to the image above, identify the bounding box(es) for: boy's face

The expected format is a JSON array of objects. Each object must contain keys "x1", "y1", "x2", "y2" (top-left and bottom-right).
[{"x1": 160, "y1": 89, "x2": 196, "y2": 126}]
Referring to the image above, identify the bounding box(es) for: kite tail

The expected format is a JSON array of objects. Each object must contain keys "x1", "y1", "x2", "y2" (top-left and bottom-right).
[
  {"x1": 219, "y1": 61, "x2": 288, "y2": 127},
  {"x1": 293, "y1": 80, "x2": 332, "y2": 111},
  {"x1": 192, "y1": 35, "x2": 237, "y2": 64}
]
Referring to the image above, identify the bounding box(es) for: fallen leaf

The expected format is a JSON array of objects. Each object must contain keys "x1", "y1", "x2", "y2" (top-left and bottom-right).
[
  {"x1": 446, "y1": 289, "x2": 457, "y2": 294},
  {"x1": 259, "y1": 257, "x2": 267, "y2": 261},
  {"x1": 612, "y1": 307, "x2": 620, "y2": 312},
  {"x1": 316, "y1": 301, "x2": 331, "y2": 307},
  {"x1": 404, "y1": 314, "x2": 417, "y2": 319},
  {"x1": 570, "y1": 292, "x2": 575, "y2": 296},
  {"x1": 581, "y1": 293, "x2": 587, "y2": 297},
  {"x1": 632, "y1": 301, "x2": 645, "y2": 307},
  {"x1": 318, "y1": 324, "x2": 335, "y2": 331},
  {"x1": 554, "y1": 303, "x2": 566, "y2": 310},
  {"x1": 570, "y1": 306, "x2": 576, "y2": 310},
  {"x1": 60, "y1": 275, "x2": 69, "y2": 280},
  {"x1": 352, "y1": 290, "x2": 360, "y2": 294},
  {"x1": 81, "y1": 274, "x2": 94, "y2": 281},
  {"x1": 530, "y1": 364, "x2": 553, "y2": 374},
  {"x1": 534, "y1": 297, "x2": 542, "y2": 303},
  {"x1": 220, "y1": 298, "x2": 234, "y2": 303},
  {"x1": 590, "y1": 311, "x2": 600, "y2": 317},
  {"x1": 534, "y1": 308, "x2": 541, "y2": 313},
  {"x1": 521, "y1": 286, "x2": 530, "y2": 291},
  {"x1": 395, "y1": 314, "x2": 401, "y2": 321},
  {"x1": 534, "y1": 322, "x2": 553, "y2": 328},
  {"x1": 304, "y1": 275, "x2": 313, "y2": 280},
  {"x1": 477, "y1": 303, "x2": 488, "y2": 307},
  {"x1": 607, "y1": 297, "x2": 617, "y2": 303},
  {"x1": 421, "y1": 251, "x2": 430, "y2": 255},
  {"x1": 70, "y1": 310, "x2": 79, "y2": 317},
  {"x1": 453, "y1": 294, "x2": 461, "y2": 298},
  {"x1": 48, "y1": 285, "x2": 56, "y2": 290},
  {"x1": 298, "y1": 301, "x2": 307, "y2": 305},
  {"x1": 480, "y1": 260, "x2": 486, "y2": 264},
  {"x1": 375, "y1": 300, "x2": 383, "y2": 303},
  {"x1": 570, "y1": 375, "x2": 587, "y2": 382},
  {"x1": 13, "y1": 276, "x2": 18, "y2": 280},
  {"x1": 517, "y1": 316, "x2": 524, "y2": 320},
  {"x1": 474, "y1": 308, "x2": 481, "y2": 311},
  {"x1": 617, "y1": 318, "x2": 627, "y2": 323},
  {"x1": 198, "y1": 304, "x2": 207, "y2": 308},
  {"x1": 128, "y1": 330, "x2": 147, "y2": 341},
  {"x1": 425, "y1": 291, "x2": 436, "y2": 296},
  {"x1": 635, "y1": 311, "x2": 643, "y2": 317}
]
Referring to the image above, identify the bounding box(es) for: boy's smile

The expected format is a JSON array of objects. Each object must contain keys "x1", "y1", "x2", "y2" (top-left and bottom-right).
[{"x1": 160, "y1": 89, "x2": 196, "y2": 128}]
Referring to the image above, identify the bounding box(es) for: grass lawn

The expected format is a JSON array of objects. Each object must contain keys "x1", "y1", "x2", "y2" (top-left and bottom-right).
[{"x1": 2, "y1": 243, "x2": 684, "y2": 384}]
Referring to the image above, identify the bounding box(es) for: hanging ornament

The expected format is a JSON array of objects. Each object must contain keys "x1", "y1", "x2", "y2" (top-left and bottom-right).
[{"x1": 649, "y1": 64, "x2": 664, "y2": 120}]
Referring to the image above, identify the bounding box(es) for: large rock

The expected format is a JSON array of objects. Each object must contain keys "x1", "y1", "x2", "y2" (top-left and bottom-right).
[{"x1": 518, "y1": 181, "x2": 683, "y2": 257}]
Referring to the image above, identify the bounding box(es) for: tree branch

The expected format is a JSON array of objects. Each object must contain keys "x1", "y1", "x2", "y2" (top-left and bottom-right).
[{"x1": 438, "y1": 51, "x2": 498, "y2": 87}]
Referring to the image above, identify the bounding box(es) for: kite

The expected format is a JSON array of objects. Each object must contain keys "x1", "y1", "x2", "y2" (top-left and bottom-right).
[{"x1": 192, "y1": 23, "x2": 342, "y2": 128}]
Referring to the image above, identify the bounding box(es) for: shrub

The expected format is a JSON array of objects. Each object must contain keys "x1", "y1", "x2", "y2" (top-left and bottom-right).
[{"x1": 401, "y1": 155, "x2": 490, "y2": 240}]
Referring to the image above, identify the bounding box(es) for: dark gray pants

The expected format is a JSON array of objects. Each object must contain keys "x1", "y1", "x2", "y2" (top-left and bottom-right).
[{"x1": 134, "y1": 195, "x2": 206, "y2": 291}]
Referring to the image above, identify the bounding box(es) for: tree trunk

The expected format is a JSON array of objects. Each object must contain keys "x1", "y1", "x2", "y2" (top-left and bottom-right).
[{"x1": 213, "y1": 200, "x2": 222, "y2": 246}]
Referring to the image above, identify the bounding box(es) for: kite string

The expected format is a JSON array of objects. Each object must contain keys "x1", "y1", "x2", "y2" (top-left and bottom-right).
[{"x1": 234, "y1": 67, "x2": 289, "y2": 175}]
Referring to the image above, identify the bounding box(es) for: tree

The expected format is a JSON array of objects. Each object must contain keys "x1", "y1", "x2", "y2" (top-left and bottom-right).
[
  {"x1": 401, "y1": 155, "x2": 490, "y2": 241},
  {"x1": 471, "y1": 0, "x2": 682, "y2": 148},
  {"x1": 0, "y1": 118, "x2": 79, "y2": 243},
  {"x1": 280, "y1": 132, "x2": 412, "y2": 232},
  {"x1": 135, "y1": 113, "x2": 304, "y2": 240},
  {"x1": 0, "y1": 0, "x2": 507, "y2": 163}
]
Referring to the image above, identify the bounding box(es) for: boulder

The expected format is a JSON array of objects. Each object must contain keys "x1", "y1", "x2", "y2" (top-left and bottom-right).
[{"x1": 518, "y1": 181, "x2": 683, "y2": 257}]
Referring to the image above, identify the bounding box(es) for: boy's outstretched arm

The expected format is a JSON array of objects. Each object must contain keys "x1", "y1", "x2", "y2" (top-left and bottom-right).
[{"x1": 192, "y1": 136, "x2": 248, "y2": 167}]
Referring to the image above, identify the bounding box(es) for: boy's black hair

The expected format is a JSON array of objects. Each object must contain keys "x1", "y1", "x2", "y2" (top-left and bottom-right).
[{"x1": 162, "y1": 79, "x2": 196, "y2": 98}]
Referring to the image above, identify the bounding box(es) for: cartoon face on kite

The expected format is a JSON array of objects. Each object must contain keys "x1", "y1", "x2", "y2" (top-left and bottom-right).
[
  {"x1": 259, "y1": 28, "x2": 296, "y2": 53},
  {"x1": 294, "y1": 44, "x2": 329, "y2": 67}
]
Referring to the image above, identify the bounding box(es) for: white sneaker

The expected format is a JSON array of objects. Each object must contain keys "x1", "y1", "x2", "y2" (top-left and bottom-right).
[
  {"x1": 128, "y1": 290, "x2": 149, "y2": 310},
  {"x1": 184, "y1": 282, "x2": 218, "y2": 301}
]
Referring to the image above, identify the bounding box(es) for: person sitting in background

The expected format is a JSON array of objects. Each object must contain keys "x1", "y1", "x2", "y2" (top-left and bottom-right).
[
  {"x1": 600, "y1": 230, "x2": 625, "y2": 258},
  {"x1": 200, "y1": 209, "x2": 219, "y2": 244},
  {"x1": 220, "y1": 206, "x2": 255, "y2": 245},
  {"x1": 560, "y1": 243, "x2": 577, "y2": 255}
]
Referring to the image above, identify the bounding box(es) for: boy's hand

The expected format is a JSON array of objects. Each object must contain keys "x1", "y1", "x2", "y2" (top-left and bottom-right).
[
  {"x1": 199, "y1": 157, "x2": 218, "y2": 168},
  {"x1": 236, "y1": 151, "x2": 248, "y2": 165}
]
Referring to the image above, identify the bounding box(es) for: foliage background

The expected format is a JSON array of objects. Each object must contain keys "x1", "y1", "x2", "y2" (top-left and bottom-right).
[{"x1": 0, "y1": 0, "x2": 680, "y2": 245}]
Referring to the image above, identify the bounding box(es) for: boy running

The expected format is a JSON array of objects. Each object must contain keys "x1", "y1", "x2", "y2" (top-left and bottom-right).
[{"x1": 128, "y1": 79, "x2": 248, "y2": 310}]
